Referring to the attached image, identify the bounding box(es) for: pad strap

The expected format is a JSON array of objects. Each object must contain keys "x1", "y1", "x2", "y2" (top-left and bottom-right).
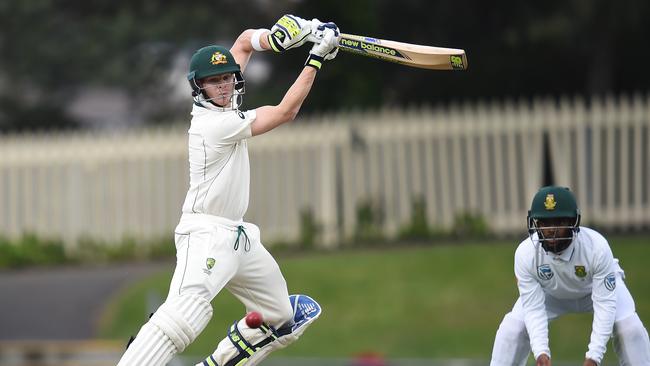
[{"x1": 220, "y1": 322, "x2": 291, "y2": 366}]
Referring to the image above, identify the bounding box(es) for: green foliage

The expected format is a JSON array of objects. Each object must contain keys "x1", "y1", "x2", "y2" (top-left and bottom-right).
[
  {"x1": 0, "y1": 233, "x2": 69, "y2": 268},
  {"x1": 76, "y1": 237, "x2": 141, "y2": 263},
  {"x1": 398, "y1": 196, "x2": 433, "y2": 241},
  {"x1": 354, "y1": 199, "x2": 386, "y2": 244},
  {"x1": 298, "y1": 208, "x2": 321, "y2": 250},
  {"x1": 2, "y1": 0, "x2": 650, "y2": 131},
  {"x1": 76, "y1": 236, "x2": 175, "y2": 264},
  {"x1": 0, "y1": 95, "x2": 80, "y2": 132},
  {"x1": 397, "y1": 200, "x2": 490, "y2": 241},
  {"x1": 451, "y1": 212, "x2": 491, "y2": 239},
  {"x1": 0, "y1": 233, "x2": 174, "y2": 269}
]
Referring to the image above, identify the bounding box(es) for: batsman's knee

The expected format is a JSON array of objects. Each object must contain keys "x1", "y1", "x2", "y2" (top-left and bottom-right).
[
  {"x1": 197, "y1": 294, "x2": 321, "y2": 366},
  {"x1": 150, "y1": 293, "x2": 213, "y2": 353}
]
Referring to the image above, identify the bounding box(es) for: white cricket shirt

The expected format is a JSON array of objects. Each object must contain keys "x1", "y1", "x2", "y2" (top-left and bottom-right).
[
  {"x1": 514, "y1": 227, "x2": 619, "y2": 363},
  {"x1": 181, "y1": 104, "x2": 256, "y2": 221}
]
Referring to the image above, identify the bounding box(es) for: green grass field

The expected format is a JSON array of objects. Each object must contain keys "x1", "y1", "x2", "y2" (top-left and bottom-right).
[{"x1": 99, "y1": 236, "x2": 649, "y2": 363}]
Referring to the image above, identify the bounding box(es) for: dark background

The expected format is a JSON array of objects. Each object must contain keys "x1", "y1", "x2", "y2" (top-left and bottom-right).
[{"x1": 1, "y1": 0, "x2": 648, "y2": 131}]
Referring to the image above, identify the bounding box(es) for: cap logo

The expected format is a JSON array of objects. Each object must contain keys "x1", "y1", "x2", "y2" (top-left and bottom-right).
[
  {"x1": 544, "y1": 194, "x2": 557, "y2": 210},
  {"x1": 210, "y1": 52, "x2": 228, "y2": 65}
]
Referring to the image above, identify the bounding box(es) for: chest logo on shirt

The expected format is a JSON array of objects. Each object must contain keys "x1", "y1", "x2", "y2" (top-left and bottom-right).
[
  {"x1": 537, "y1": 264, "x2": 554, "y2": 280},
  {"x1": 604, "y1": 272, "x2": 616, "y2": 291},
  {"x1": 574, "y1": 265, "x2": 587, "y2": 278}
]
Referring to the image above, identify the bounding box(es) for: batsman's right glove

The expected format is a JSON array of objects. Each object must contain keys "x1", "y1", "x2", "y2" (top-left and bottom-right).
[{"x1": 305, "y1": 25, "x2": 340, "y2": 70}]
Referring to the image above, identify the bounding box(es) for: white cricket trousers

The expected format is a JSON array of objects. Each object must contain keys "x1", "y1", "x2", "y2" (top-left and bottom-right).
[
  {"x1": 490, "y1": 274, "x2": 650, "y2": 365},
  {"x1": 169, "y1": 213, "x2": 294, "y2": 327},
  {"x1": 117, "y1": 213, "x2": 295, "y2": 365}
]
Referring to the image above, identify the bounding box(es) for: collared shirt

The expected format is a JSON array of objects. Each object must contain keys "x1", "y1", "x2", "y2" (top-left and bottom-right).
[
  {"x1": 181, "y1": 104, "x2": 256, "y2": 221},
  {"x1": 514, "y1": 227, "x2": 619, "y2": 363}
]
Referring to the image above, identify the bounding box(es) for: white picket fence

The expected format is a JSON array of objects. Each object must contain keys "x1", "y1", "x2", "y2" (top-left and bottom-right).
[{"x1": 1, "y1": 93, "x2": 649, "y2": 248}]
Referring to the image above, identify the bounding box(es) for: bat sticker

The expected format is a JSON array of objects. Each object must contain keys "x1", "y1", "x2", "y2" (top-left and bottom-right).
[{"x1": 450, "y1": 55, "x2": 464, "y2": 70}]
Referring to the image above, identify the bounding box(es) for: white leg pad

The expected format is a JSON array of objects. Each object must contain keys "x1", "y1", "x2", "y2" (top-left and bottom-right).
[
  {"x1": 119, "y1": 294, "x2": 213, "y2": 366},
  {"x1": 196, "y1": 294, "x2": 320, "y2": 366},
  {"x1": 117, "y1": 322, "x2": 177, "y2": 366},
  {"x1": 613, "y1": 313, "x2": 650, "y2": 366},
  {"x1": 204, "y1": 318, "x2": 290, "y2": 366},
  {"x1": 151, "y1": 294, "x2": 213, "y2": 352},
  {"x1": 490, "y1": 313, "x2": 531, "y2": 366}
]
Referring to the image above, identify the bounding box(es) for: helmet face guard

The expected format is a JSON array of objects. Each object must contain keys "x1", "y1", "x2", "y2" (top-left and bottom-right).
[
  {"x1": 527, "y1": 215, "x2": 580, "y2": 253},
  {"x1": 187, "y1": 45, "x2": 245, "y2": 110},
  {"x1": 189, "y1": 71, "x2": 245, "y2": 110},
  {"x1": 527, "y1": 186, "x2": 581, "y2": 254}
]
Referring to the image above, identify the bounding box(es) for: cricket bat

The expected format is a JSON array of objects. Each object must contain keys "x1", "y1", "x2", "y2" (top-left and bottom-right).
[{"x1": 337, "y1": 33, "x2": 468, "y2": 71}]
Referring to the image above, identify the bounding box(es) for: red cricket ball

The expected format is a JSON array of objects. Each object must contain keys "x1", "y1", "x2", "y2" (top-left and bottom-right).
[{"x1": 245, "y1": 311, "x2": 263, "y2": 328}]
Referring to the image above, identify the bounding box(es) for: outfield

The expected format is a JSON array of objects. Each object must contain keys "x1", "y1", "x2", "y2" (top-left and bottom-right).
[{"x1": 99, "y1": 236, "x2": 649, "y2": 363}]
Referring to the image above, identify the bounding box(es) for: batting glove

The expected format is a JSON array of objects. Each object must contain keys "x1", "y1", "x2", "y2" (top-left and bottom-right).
[
  {"x1": 267, "y1": 14, "x2": 313, "y2": 52},
  {"x1": 305, "y1": 26, "x2": 340, "y2": 70},
  {"x1": 307, "y1": 19, "x2": 340, "y2": 43}
]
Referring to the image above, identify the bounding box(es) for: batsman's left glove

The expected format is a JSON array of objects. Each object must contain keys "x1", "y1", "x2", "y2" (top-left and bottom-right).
[{"x1": 268, "y1": 14, "x2": 313, "y2": 52}]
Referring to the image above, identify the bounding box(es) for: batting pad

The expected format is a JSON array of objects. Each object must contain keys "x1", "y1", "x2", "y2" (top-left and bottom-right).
[
  {"x1": 197, "y1": 294, "x2": 321, "y2": 366},
  {"x1": 117, "y1": 322, "x2": 177, "y2": 366},
  {"x1": 287, "y1": 294, "x2": 322, "y2": 338},
  {"x1": 151, "y1": 294, "x2": 213, "y2": 352}
]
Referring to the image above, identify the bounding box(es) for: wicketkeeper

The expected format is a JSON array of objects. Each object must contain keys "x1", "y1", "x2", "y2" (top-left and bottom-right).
[
  {"x1": 117, "y1": 14, "x2": 340, "y2": 366},
  {"x1": 490, "y1": 186, "x2": 650, "y2": 366}
]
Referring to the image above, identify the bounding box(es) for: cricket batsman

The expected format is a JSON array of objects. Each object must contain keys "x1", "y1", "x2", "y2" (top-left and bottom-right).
[
  {"x1": 117, "y1": 15, "x2": 340, "y2": 366},
  {"x1": 490, "y1": 186, "x2": 650, "y2": 365}
]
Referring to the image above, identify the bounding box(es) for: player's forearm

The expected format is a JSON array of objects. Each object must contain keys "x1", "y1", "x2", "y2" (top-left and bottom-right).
[
  {"x1": 585, "y1": 253, "x2": 618, "y2": 363},
  {"x1": 230, "y1": 29, "x2": 271, "y2": 71},
  {"x1": 586, "y1": 305, "x2": 615, "y2": 363},
  {"x1": 518, "y1": 281, "x2": 551, "y2": 358},
  {"x1": 524, "y1": 307, "x2": 551, "y2": 359},
  {"x1": 586, "y1": 285, "x2": 617, "y2": 362},
  {"x1": 276, "y1": 66, "x2": 317, "y2": 121},
  {"x1": 515, "y1": 256, "x2": 551, "y2": 358},
  {"x1": 251, "y1": 67, "x2": 317, "y2": 136}
]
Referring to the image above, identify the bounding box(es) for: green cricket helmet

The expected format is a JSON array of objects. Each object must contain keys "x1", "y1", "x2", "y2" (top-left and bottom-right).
[
  {"x1": 187, "y1": 45, "x2": 245, "y2": 108},
  {"x1": 527, "y1": 186, "x2": 581, "y2": 253}
]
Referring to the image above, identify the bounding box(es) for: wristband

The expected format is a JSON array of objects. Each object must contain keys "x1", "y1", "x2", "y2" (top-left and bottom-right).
[
  {"x1": 305, "y1": 54, "x2": 323, "y2": 70},
  {"x1": 251, "y1": 28, "x2": 270, "y2": 52}
]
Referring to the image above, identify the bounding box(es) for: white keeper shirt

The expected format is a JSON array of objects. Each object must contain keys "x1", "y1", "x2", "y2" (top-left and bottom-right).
[
  {"x1": 181, "y1": 104, "x2": 257, "y2": 221},
  {"x1": 514, "y1": 227, "x2": 619, "y2": 363}
]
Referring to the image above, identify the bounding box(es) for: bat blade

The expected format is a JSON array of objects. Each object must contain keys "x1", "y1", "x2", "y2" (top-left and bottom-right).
[{"x1": 338, "y1": 33, "x2": 468, "y2": 71}]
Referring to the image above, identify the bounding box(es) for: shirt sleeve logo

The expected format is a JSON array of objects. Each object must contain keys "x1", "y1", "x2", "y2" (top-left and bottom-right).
[
  {"x1": 537, "y1": 264, "x2": 554, "y2": 280},
  {"x1": 604, "y1": 272, "x2": 616, "y2": 291}
]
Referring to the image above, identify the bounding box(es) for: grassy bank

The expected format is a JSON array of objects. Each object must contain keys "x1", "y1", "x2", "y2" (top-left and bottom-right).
[{"x1": 99, "y1": 236, "x2": 649, "y2": 363}]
